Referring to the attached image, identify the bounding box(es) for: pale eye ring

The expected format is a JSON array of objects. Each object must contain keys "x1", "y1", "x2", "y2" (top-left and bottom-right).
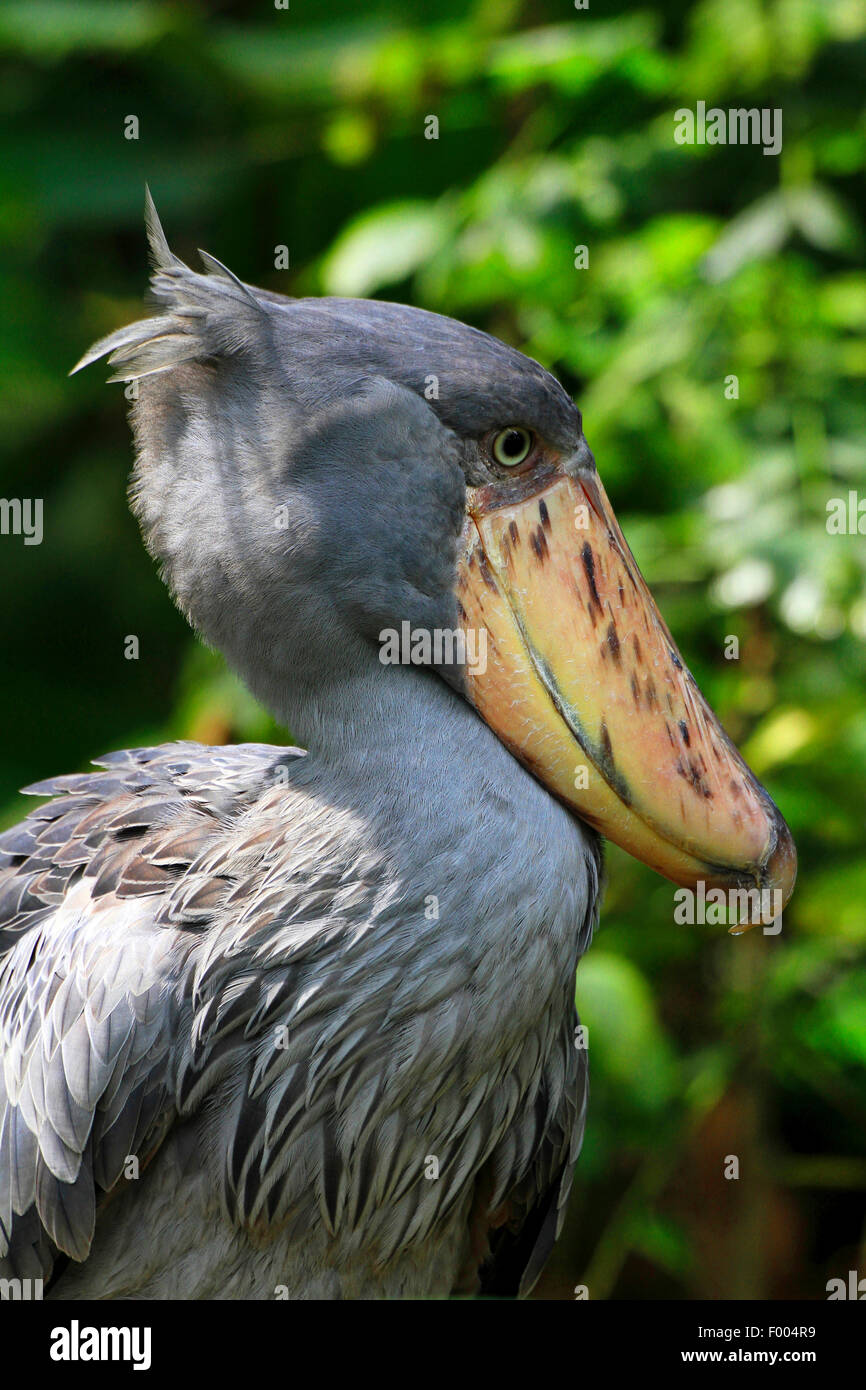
[{"x1": 491, "y1": 426, "x2": 533, "y2": 468}]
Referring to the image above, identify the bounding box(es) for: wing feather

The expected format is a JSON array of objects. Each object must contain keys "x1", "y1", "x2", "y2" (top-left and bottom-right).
[{"x1": 0, "y1": 740, "x2": 301, "y2": 1283}]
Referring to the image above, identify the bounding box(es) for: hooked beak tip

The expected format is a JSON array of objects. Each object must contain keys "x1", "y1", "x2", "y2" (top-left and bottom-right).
[{"x1": 763, "y1": 802, "x2": 798, "y2": 905}]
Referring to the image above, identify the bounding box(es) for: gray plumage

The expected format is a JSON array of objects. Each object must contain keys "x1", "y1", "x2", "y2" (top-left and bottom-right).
[{"x1": 0, "y1": 197, "x2": 601, "y2": 1298}]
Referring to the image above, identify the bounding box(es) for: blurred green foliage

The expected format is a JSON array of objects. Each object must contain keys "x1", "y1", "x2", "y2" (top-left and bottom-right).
[{"x1": 0, "y1": 0, "x2": 864, "y2": 1298}]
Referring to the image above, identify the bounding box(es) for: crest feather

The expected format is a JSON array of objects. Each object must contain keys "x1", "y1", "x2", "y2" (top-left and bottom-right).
[{"x1": 71, "y1": 187, "x2": 267, "y2": 382}]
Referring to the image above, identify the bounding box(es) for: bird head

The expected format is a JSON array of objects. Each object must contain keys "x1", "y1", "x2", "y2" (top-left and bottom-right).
[{"x1": 73, "y1": 193, "x2": 796, "y2": 926}]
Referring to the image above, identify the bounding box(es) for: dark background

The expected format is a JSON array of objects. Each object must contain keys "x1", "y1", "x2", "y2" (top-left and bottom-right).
[{"x1": 0, "y1": 0, "x2": 864, "y2": 1298}]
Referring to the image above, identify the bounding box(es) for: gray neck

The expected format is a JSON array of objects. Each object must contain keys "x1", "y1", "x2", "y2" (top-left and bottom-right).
[
  {"x1": 263, "y1": 656, "x2": 602, "y2": 977},
  {"x1": 278, "y1": 659, "x2": 464, "y2": 767}
]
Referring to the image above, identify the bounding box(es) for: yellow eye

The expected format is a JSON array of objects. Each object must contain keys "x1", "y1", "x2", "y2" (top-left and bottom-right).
[{"x1": 491, "y1": 427, "x2": 533, "y2": 468}]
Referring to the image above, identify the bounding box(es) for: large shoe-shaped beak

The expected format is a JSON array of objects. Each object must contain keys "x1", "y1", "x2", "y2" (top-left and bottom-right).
[{"x1": 456, "y1": 461, "x2": 796, "y2": 928}]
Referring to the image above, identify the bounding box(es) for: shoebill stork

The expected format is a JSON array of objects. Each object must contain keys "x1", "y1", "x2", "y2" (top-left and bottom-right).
[{"x1": 0, "y1": 198, "x2": 796, "y2": 1300}]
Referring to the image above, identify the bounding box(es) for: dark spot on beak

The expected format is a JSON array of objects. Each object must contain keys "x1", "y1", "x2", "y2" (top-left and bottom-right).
[
  {"x1": 691, "y1": 761, "x2": 713, "y2": 798},
  {"x1": 677, "y1": 757, "x2": 713, "y2": 798},
  {"x1": 597, "y1": 719, "x2": 632, "y2": 806},
  {"x1": 478, "y1": 553, "x2": 499, "y2": 592},
  {"x1": 530, "y1": 526, "x2": 549, "y2": 562},
  {"x1": 581, "y1": 542, "x2": 603, "y2": 612},
  {"x1": 600, "y1": 719, "x2": 613, "y2": 765}
]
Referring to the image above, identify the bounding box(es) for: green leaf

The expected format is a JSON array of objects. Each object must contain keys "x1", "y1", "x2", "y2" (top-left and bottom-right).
[{"x1": 321, "y1": 201, "x2": 453, "y2": 297}]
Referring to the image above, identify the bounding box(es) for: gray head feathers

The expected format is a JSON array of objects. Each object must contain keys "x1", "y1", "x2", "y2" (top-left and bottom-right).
[
  {"x1": 70, "y1": 188, "x2": 267, "y2": 383},
  {"x1": 69, "y1": 190, "x2": 584, "y2": 453}
]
